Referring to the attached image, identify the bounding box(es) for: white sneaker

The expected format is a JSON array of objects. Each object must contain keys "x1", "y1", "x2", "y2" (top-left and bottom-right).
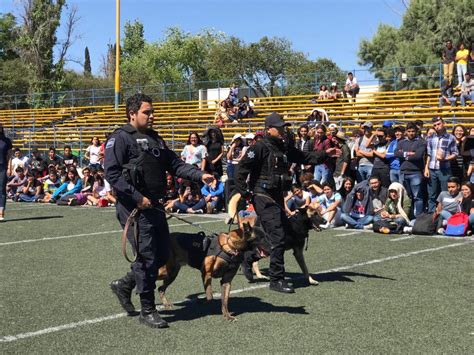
[
  {"x1": 403, "y1": 226, "x2": 412, "y2": 234},
  {"x1": 437, "y1": 228, "x2": 444, "y2": 235},
  {"x1": 363, "y1": 224, "x2": 373, "y2": 230},
  {"x1": 319, "y1": 223, "x2": 329, "y2": 229}
]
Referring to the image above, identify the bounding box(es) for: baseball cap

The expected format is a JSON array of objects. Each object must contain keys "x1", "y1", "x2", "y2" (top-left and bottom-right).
[
  {"x1": 245, "y1": 133, "x2": 255, "y2": 140},
  {"x1": 335, "y1": 131, "x2": 347, "y2": 141},
  {"x1": 265, "y1": 112, "x2": 290, "y2": 128},
  {"x1": 231, "y1": 134, "x2": 243, "y2": 142},
  {"x1": 328, "y1": 123, "x2": 338, "y2": 130},
  {"x1": 383, "y1": 120, "x2": 393, "y2": 128},
  {"x1": 362, "y1": 121, "x2": 373, "y2": 129},
  {"x1": 331, "y1": 82, "x2": 337, "y2": 87}
]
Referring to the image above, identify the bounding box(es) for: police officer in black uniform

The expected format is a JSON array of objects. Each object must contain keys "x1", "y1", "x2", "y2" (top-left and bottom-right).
[
  {"x1": 235, "y1": 112, "x2": 340, "y2": 293},
  {"x1": 105, "y1": 93, "x2": 214, "y2": 328}
]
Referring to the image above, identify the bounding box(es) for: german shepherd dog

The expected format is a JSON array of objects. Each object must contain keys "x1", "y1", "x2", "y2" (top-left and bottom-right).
[
  {"x1": 242, "y1": 207, "x2": 324, "y2": 286},
  {"x1": 156, "y1": 217, "x2": 267, "y2": 321}
]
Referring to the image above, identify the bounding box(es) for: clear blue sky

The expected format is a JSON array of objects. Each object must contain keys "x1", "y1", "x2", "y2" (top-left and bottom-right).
[{"x1": 2, "y1": 0, "x2": 404, "y2": 81}]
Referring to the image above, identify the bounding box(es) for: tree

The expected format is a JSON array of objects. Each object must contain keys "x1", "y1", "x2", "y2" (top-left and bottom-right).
[
  {"x1": 17, "y1": 0, "x2": 79, "y2": 97},
  {"x1": 0, "y1": 13, "x2": 19, "y2": 61},
  {"x1": 358, "y1": 0, "x2": 474, "y2": 90},
  {"x1": 84, "y1": 46, "x2": 91, "y2": 77},
  {"x1": 122, "y1": 20, "x2": 145, "y2": 59}
]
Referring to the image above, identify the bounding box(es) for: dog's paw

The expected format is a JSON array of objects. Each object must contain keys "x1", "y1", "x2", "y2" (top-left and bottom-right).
[
  {"x1": 308, "y1": 276, "x2": 319, "y2": 286},
  {"x1": 224, "y1": 313, "x2": 237, "y2": 322}
]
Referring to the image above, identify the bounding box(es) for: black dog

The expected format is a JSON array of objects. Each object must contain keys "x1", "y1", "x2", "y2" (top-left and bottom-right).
[{"x1": 241, "y1": 207, "x2": 324, "y2": 285}]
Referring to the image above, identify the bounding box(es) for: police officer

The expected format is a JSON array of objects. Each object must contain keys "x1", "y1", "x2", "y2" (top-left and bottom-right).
[
  {"x1": 235, "y1": 112, "x2": 340, "y2": 293},
  {"x1": 105, "y1": 93, "x2": 214, "y2": 328}
]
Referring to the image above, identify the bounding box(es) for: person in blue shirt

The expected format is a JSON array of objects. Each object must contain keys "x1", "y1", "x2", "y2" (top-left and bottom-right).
[
  {"x1": 201, "y1": 174, "x2": 224, "y2": 213},
  {"x1": 50, "y1": 166, "x2": 83, "y2": 204},
  {"x1": 385, "y1": 126, "x2": 404, "y2": 183}
]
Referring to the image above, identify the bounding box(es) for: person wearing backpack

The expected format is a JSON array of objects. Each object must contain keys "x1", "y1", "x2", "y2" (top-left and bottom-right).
[{"x1": 434, "y1": 177, "x2": 462, "y2": 234}]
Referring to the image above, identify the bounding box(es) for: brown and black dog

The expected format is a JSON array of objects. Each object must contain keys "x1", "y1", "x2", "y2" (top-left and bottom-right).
[{"x1": 156, "y1": 217, "x2": 266, "y2": 321}]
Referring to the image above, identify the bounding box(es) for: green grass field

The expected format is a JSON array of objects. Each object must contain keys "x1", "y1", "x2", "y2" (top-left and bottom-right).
[{"x1": 1, "y1": 202, "x2": 473, "y2": 353}]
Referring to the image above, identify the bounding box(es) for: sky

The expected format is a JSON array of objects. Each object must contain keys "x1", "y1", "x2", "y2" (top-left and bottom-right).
[{"x1": 1, "y1": 0, "x2": 404, "y2": 81}]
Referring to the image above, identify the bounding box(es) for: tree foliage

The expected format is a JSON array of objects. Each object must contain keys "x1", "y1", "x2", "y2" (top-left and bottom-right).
[{"x1": 359, "y1": 0, "x2": 474, "y2": 90}]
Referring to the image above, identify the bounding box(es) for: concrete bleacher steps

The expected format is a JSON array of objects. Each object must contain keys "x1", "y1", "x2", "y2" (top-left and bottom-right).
[{"x1": 1, "y1": 88, "x2": 473, "y2": 152}]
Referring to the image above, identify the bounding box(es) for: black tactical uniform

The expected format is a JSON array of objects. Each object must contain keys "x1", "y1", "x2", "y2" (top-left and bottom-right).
[
  {"x1": 105, "y1": 123, "x2": 203, "y2": 326},
  {"x1": 235, "y1": 112, "x2": 328, "y2": 293}
]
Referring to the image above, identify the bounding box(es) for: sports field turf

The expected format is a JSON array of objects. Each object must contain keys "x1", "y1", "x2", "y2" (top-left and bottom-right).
[{"x1": 1, "y1": 202, "x2": 473, "y2": 353}]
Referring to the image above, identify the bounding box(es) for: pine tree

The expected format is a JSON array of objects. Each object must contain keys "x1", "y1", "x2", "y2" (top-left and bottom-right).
[{"x1": 84, "y1": 46, "x2": 91, "y2": 77}]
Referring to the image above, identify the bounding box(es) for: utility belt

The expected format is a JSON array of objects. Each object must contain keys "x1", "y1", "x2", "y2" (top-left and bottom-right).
[{"x1": 255, "y1": 173, "x2": 292, "y2": 192}]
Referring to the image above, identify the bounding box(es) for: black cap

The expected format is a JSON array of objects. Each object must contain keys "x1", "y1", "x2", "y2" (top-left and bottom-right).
[{"x1": 265, "y1": 112, "x2": 290, "y2": 128}]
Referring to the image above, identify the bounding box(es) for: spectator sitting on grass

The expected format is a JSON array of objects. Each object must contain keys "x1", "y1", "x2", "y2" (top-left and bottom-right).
[
  {"x1": 201, "y1": 174, "x2": 224, "y2": 214},
  {"x1": 8, "y1": 148, "x2": 28, "y2": 178},
  {"x1": 337, "y1": 176, "x2": 354, "y2": 202},
  {"x1": 26, "y1": 148, "x2": 46, "y2": 178},
  {"x1": 44, "y1": 147, "x2": 62, "y2": 171},
  {"x1": 50, "y1": 166, "x2": 83, "y2": 205},
  {"x1": 163, "y1": 173, "x2": 179, "y2": 212},
  {"x1": 375, "y1": 182, "x2": 410, "y2": 234},
  {"x1": 285, "y1": 184, "x2": 311, "y2": 217},
  {"x1": 62, "y1": 145, "x2": 78, "y2": 168},
  {"x1": 369, "y1": 175, "x2": 388, "y2": 222},
  {"x1": 18, "y1": 172, "x2": 43, "y2": 202},
  {"x1": 87, "y1": 173, "x2": 115, "y2": 207},
  {"x1": 38, "y1": 168, "x2": 61, "y2": 203},
  {"x1": 172, "y1": 182, "x2": 206, "y2": 214},
  {"x1": 312, "y1": 182, "x2": 343, "y2": 229},
  {"x1": 460, "y1": 182, "x2": 474, "y2": 233},
  {"x1": 341, "y1": 180, "x2": 374, "y2": 230},
  {"x1": 6, "y1": 167, "x2": 27, "y2": 199},
  {"x1": 434, "y1": 176, "x2": 462, "y2": 234},
  {"x1": 80, "y1": 166, "x2": 95, "y2": 193}
]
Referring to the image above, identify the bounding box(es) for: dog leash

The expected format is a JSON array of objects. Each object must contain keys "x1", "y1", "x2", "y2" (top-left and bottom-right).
[{"x1": 121, "y1": 208, "x2": 140, "y2": 263}]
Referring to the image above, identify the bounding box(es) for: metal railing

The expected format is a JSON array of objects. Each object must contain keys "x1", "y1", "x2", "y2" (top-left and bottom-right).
[{"x1": 2, "y1": 62, "x2": 472, "y2": 109}]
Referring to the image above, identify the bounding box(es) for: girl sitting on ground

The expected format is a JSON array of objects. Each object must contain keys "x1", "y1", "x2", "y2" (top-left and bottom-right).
[
  {"x1": 374, "y1": 182, "x2": 410, "y2": 234},
  {"x1": 50, "y1": 166, "x2": 83, "y2": 205},
  {"x1": 311, "y1": 183, "x2": 343, "y2": 229},
  {"x1": 285, "y1": 184, "x2": 311, "y2": 216},
  {"x1": 87, "y1": 174, "x2": 115, "y2": 207}
]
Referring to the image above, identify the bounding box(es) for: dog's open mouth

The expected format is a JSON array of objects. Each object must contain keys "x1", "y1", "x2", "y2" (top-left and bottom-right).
[{"x1": 257, "y1": 246, "x2": 269, "y2": 258}]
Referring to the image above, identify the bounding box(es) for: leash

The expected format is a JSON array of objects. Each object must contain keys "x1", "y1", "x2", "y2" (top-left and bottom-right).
[
  {"x1": 121, "y1": 208, "x2": 140, "y2": 263},
  {"x1": 155, "y1": 204, "x2": 219, "y2": 236}
]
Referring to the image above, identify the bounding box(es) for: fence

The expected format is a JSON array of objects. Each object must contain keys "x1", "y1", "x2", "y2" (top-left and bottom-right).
[{"x1": 3, "y1": 62, "x2": 470, "y2": 109}]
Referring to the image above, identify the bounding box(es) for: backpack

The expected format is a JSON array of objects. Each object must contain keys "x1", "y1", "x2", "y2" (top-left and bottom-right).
[
  {"x1": 412, "y1": 213, "x2": 438, "y2": 235},
  {"x1": 445, "y1": 212, "x2": 469, "y2": 236}
]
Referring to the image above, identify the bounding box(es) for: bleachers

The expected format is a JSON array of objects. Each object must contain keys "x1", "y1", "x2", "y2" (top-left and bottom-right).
[{"x1": 1, "y1": 88, "x2": 473, "y2": 152}]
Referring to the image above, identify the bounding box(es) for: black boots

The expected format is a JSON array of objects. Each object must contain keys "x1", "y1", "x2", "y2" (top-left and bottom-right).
[
  {"x1": 110, "y1": 272, "x2": 138, "y2": 316},
  {"x1": 269, "y1": 279, "x2": 295, "y2": 293},
  {"x1": 139, "y1": 292, "x2": 169, "y2": 329}
]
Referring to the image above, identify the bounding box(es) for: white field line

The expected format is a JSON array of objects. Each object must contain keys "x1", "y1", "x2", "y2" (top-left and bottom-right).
[
  {"x1": 335, "y1": 231, "x2": 364, "y2": 237},
  {"x1": 0, "y1": 220, "x2": 224, "y2": 247},
  {"x1": 391, "y1": 235, "x2": 474, "y2": 242},
  {"x1": 1, "y1": 240, "x2": 472, "y2": 343}
]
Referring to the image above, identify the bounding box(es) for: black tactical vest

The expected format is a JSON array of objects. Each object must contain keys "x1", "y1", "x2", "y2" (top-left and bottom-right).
[
  {"x1": 255, "y1": 140, "x2": 292, "y2": 191},
  {"x1": 120, "y1": 125, "x2": 168, "y2": 201}
]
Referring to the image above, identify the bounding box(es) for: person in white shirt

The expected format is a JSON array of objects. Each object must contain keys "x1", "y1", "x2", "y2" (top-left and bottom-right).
[
  {"x1": 85, "y1": 136, "x2": 102, "y2": 169},
  {"x1": 312, "y1": 183, "x2": 343, "y2": 229},
  {"x1": 8, "y1": 148, "x2": 28, "y2": 177},
  {"x1": 460, "y1": 72, "x2": 474, "y2": 107},
  {"x1": 343, "y1": 72, "x2": 360, "y2": 98}
]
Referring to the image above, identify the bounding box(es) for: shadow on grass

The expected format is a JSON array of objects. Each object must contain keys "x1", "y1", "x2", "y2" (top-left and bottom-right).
[
  {"x1": 160, "y1": 296, "x2": 308, "y2": 322},
  {"x1": 5, "y1": 215, "x2": 64, "y2": 222},
  {"x1": 288, "y1": 271, "x2": 396, "y2": 289}
]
